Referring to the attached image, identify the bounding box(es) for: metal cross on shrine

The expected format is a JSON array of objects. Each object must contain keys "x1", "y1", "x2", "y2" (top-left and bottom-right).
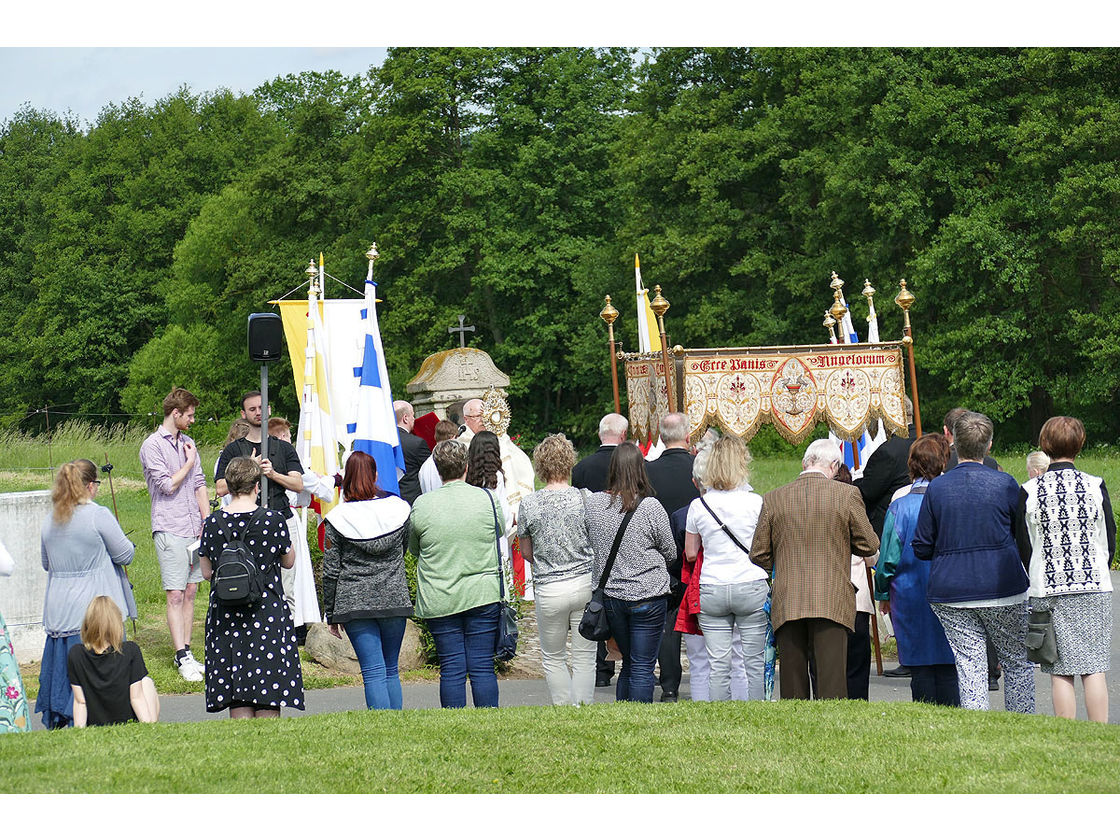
[{"x1": 449, "y1": 314, "x2": 476, "y2": 348}]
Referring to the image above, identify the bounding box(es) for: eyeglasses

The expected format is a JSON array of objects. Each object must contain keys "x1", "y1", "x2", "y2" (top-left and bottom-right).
[{"x1": 92, "y1": 480, "x2": 102, "y2": 486}]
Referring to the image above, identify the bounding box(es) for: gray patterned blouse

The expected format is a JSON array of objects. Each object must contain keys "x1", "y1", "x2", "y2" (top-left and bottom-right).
[{"x1": 517, "y1": 487, "x2": 594, "y2": 586}]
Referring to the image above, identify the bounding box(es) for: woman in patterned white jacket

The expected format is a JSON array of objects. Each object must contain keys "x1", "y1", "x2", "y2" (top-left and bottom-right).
[{"x1": 1016, "y1": 416, "x2": 1115, "y2": 723}]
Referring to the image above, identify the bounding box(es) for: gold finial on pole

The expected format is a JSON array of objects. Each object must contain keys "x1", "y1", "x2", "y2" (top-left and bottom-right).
[
  {"x1": 823, "y1": 310, "x2": 838, "y2": 344},
  {"x1": 600, "y1": 295, "x2": 621, "y2": 415},
  {"x1": 895, "y1": 277, "x2": 915, "y2": 337},
  {"x1": 365, "y1": 242, "x2": 379, "y2": 263},
  {"x1": 649, "y1": 285, "x2": 676, "y2": 412},
  {"x1": 829, "y1": 290, "x2": 849, "y2": 326},
  {"x1": 862, "y1": 277, "x2": 876, "y2": 323},
  {"x1": 828, "y1": 270, "x2": 849, "y2": 326},
  {"x1": 894, "y1": 278, "x2": 922, "y2": 436},
  {"x1": 600, "y1": 295, "x2": 619, "y2": 326}
]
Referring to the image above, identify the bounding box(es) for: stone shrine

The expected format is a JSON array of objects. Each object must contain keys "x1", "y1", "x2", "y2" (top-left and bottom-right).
[{"x1": 406, "y1": 347, "x2": 511, "y2": 420}]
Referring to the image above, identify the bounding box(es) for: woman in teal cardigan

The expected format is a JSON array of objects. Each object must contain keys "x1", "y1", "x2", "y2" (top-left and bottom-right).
[{"x1": 409, "y1": 439, "x2": 506, "y2": 708}]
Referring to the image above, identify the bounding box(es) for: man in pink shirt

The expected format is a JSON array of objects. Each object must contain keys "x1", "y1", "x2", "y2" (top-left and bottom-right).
[{"x1": 138, "y1": 388, "x2": 211, "y2": 681}]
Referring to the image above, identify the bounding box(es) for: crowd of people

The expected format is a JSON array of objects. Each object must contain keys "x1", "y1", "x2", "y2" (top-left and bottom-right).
[{"x1": 2, "y1": 384, "x2": 1113, "y2": 732}]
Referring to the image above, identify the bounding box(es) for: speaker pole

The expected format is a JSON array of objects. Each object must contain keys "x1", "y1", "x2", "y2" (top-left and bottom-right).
[{"x1": 260, "y1": 362, "x2": 270, "y2": 505}]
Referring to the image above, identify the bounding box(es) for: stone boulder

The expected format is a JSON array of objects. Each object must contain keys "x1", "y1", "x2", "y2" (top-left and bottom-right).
[{"x1": 304, "y1": 620, "x2": 426, "y2": 674}]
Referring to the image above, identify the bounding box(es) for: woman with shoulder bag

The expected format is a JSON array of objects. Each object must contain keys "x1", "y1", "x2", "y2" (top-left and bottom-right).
[
  {"x1": 583, "y1": 442, "x2": 677, "y2": 703},
  {"x1": 322, "y1": 451, "x2": 413, "y2": 711},
  {"x1": 684, "y1": 436, "x2": 768, "y2": 701},
  {"x1": 409, "y1": 440, "x2": 506, "y2": 708},
  {"x1": 1017, "y1": 416, "x2": 1114, "y2": 723}
]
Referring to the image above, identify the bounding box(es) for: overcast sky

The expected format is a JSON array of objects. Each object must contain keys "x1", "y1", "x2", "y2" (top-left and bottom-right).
[{"x1": 0, "y1": 48, "x2": 388, "y2": 127}]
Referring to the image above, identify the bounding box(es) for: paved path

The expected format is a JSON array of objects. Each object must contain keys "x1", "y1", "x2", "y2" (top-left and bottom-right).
[{"x1": 35, "y1": 572, "x2": 1120, "y2": 728}]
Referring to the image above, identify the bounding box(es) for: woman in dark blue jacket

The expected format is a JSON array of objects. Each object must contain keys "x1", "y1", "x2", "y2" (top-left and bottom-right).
[
  {"x1": 911, "y1": 412, "x2": 1034, "y2": 713},
  {"x1": 874, "y1": 434, "x2": 959, "y2": 706}
]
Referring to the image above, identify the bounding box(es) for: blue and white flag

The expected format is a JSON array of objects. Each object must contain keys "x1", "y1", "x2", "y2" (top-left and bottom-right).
[{"x1": 347, "y1": 274, "x2": 405, "y2": 495}]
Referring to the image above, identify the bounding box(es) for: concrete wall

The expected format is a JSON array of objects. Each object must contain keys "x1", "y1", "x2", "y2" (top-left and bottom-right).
[{"x1": 0, "y1": 491, "x2": 51, "y2": 663}]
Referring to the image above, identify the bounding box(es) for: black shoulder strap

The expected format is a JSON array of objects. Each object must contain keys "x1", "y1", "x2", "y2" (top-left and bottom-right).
[
  {"x1": 483, "y1": 488, "x2": 506, "y2": 601},
  {"x1": 598, "y1": 505, "x2": 638, "y2": 590},
  {"x1": 699, "y1": 496, "x2": 751, "y2": 557}
]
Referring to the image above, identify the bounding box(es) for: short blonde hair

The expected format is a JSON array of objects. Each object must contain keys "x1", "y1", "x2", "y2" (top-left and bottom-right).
[
  {"x1": 1026, "y1": 450, "x2": 1050, "y2": 476},
  {"x1": 532, "y1": 434, "x2": 577, "y2": 483},
  {"x1": 704, "y1": 436, "x2": 752, "y2": 491},
  {"x1": 81, "y1": 595, "x2": 124, "y2": 654}
]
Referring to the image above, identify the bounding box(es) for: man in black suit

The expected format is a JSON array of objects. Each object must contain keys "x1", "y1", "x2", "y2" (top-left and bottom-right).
[
  {"x1": 645, "y1": 412, "x2": 700, "y2": 702},
  {"x1": 394, "y1": 400, "x2": 431, "y2": 505},
  {"x1": 572, "y1": 412, "x2": 629, "y2": 686},
  {"x1": 571, "y1": 412, "x2": 628, "y2": 492},
  {"x1": 856, "y1": 397, "x2": 916, "y2": 538}
]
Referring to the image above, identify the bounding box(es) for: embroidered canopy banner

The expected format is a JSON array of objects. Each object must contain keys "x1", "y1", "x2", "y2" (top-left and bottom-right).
[{"x1": 624, "y1": 343, "x2": 908, "y2": 445}]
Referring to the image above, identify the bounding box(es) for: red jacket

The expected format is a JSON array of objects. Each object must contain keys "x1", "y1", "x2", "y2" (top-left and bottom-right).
[{"x1": 674, "y1": 547, "x2": 703, "y2": 635}]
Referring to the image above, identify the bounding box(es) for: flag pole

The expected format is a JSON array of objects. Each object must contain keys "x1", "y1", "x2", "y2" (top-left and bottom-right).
[
  {"x1": 102, "y1": 453, "x2": 136, "y2": 634},
  {"x1": 600, "y1": 296, "x2": 621, "y2": 415},
  {"x1": 895, "y1": 279, "x2": 923, "y2": 437},
  {"x1": 650, "y1": 285, "x2": 675, "y2": 413}
]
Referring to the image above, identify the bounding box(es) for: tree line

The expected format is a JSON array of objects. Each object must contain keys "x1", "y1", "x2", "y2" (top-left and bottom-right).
[{"x1": 3, "y1": 47, "x2": 1119, "y2": 448}]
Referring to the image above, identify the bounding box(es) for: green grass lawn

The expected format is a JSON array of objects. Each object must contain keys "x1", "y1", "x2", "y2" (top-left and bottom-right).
[{"x1": 2, "y1": 700, "x2": 1117, "y2": 793}]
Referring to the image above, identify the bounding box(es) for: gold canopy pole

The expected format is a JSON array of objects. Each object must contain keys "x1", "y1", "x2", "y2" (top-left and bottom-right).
[
  {"x1": 895, "y1": 278, "x2": 923, "y2": 437},
  {"x1": 600, "y1": 295, "x2": 621, "y2": 416},
  {"x1": 649, "y1": 285, "x2": 675, "y2": 413}
]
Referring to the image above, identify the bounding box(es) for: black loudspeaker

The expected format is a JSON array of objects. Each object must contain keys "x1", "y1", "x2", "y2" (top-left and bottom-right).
[{"x1": 248, "y1": 313, "x2": 284, "y2": 362}]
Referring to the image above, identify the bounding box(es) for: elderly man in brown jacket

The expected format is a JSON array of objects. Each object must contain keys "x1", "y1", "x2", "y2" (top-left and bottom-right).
[{"x1": 751, "y1": 438, "x2": 880, "y2": 700}]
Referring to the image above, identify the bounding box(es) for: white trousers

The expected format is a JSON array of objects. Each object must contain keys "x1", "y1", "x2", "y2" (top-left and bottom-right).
[
  {"x1": 533, "y1": 574, "x2": 596, "y2": 705},
  {"x1": 685, "y1": 628, "x2": 750, "y2": 701}
]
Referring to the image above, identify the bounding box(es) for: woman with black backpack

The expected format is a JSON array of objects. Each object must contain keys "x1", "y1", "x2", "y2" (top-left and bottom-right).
[{"x1": 198, "y1": 456, "x2": 304, "y2": 718}]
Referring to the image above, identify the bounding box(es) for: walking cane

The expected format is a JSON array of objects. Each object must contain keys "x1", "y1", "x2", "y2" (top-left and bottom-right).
[
  {"x1": 866, "y1": 561, "x2": 883, "y2": 676},
  {"x1": 102, "y1": 454, "x2": 137, "y2": 635}
]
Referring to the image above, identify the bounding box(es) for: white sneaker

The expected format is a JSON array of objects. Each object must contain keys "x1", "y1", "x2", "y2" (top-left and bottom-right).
[
  {"x1": 183, "y1": 650, "x2": 205, "y2": 675},
  {"x1": 176, "y1": 656, "x2": 203, "y2": 682}
]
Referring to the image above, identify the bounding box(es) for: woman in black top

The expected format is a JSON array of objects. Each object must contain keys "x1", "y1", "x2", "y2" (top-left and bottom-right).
[{"x1": 67, "y1": 596, "x2": 159, "y2": 727}]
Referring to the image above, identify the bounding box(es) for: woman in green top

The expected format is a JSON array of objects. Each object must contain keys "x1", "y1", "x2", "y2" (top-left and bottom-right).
[{"x1": 409, "y1": 439, "x2": 506, "y2": 708}]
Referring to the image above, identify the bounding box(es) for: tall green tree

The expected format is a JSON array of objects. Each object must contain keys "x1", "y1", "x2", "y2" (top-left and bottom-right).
[{"x1": 359, "y1": 48, "x2": 634, "y2": 435}]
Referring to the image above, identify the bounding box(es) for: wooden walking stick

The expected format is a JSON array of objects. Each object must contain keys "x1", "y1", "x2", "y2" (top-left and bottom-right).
[
  {"x1": 102, "y1": 453, "x2": 137, "y2": 634},
  {"x1": 865, "y1": 561, "x2": 883, "y2": 676},
  {"x1": 848, "y1": 446, "x2": 883, "y2": 677}
]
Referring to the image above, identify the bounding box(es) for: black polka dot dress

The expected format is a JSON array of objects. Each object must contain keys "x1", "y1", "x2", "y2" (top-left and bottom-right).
[{"x1": 199, "y1": 508, "x2": 305, "y2": 713}]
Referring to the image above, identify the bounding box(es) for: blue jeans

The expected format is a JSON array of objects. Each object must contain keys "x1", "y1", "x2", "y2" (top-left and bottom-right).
[
  {"x1": 427, "y1": 602, "x2": 500, "y2": 708},
  {"x1": 604, "y1": 596, "x2": 667, "y2": 703},
  {"x1": 344, "y1": 618, "x2": 407, "y2": 710}
]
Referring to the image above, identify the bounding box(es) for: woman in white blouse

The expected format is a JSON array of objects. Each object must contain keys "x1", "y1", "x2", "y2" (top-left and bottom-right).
[{"x1": 684, "y1": 437, "x2": 768, "y2": 701}]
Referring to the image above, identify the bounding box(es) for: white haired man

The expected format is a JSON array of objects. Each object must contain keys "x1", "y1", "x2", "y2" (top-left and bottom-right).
[
  {"x1": 394, "y1": 400, "x2": 431, "y2": 505},
  {"x1": 645, "y1": 412, "x2": 700, "y2": 702},
  {"x1": 571, "y1": 413, "x2": 628, "y2": 492},
  {"x1": 750, "y1": 439, "x2": 879, "y2": 699}
]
